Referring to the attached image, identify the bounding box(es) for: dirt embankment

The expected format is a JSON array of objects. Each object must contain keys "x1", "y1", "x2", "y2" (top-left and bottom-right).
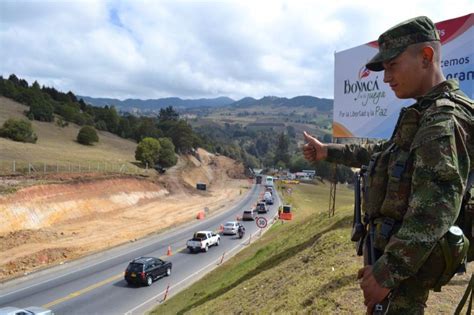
[{"x1": 0, "y1": 148, "x2": 249, "y2": 281}]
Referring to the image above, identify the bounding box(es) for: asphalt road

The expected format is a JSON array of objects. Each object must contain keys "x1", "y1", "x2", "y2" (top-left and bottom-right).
[{"x1": 0, "y1": 183, "x2": 281, "y2": 314}]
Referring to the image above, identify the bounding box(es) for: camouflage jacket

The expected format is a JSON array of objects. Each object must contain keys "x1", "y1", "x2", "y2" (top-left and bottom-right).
[{"x1": 326, "y1": 80, "x2": 473, "y2": 289}]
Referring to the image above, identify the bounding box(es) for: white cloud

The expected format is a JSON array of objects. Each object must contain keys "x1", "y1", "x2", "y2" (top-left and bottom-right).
[{"x1": 0, "y1": 0, "x2": 473, "y2": 100}]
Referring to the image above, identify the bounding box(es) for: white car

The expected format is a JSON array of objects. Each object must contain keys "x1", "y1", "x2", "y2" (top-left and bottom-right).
[
  {"x1": 0, "y1": 306, "x2": 54, "y2": 315},
  {"x1": 223, "y1": 221, "x2": 242, "y2": 235}
]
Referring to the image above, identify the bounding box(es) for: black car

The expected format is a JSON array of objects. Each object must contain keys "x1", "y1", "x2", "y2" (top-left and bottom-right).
[{"x1": 124, "y1": 257, "x2": 172, "y2": 286}]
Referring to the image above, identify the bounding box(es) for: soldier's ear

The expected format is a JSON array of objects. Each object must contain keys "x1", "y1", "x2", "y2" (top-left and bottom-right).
[{"x1": 421, "y1": 46, "x2": 434, "y2": 67}]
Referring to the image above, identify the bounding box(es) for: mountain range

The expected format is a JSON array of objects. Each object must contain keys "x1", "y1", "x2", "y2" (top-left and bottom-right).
[{"x1": 79, "y1": 95, "x2": 333, "y2": 113}]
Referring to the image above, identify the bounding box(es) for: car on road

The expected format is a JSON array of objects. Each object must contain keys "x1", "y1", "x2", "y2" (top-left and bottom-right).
[
  {"x1": 256, "y1": 202, "x2": 268, "y2": 214},
  {"x1": 187, "y1": 231, "x2": 220, "y2": 252},
  {"x1": 223, "y1": 221, "x2": 243, "y2": 235},
  {"x1": 0, "y1": 306, "x2": 54, "y2": 315},
  {"x1": 124, "y1": 256, "x2": 172, "y2": 286},
  {"x1": 242, "y1": 208, "x2": 256, "y2": 221},
  {"x1": 264, "y1": 191, "x2": 274, "y2": 205}
]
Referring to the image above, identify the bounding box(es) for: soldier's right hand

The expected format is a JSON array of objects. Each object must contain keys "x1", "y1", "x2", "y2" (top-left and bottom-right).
[{"x1": 303, "y1": 131, "x2": 327, "y2": 162}]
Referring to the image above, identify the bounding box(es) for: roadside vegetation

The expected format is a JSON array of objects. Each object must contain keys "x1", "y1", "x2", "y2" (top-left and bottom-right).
[
  {"x1": 0, "y1": 118, "x2": 37, "y2": 143},
  {"x1": 153, "y1": 181, "x2": 472, "y2": 314}
]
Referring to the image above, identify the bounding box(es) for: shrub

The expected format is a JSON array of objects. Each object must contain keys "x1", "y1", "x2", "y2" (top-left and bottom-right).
[
  {"x1": 77, "y1": 125, "x2": 99, "y2": 145},
  {"x1": 0, "y1": 118, "x2": 37, "y2": 143},
  {"x1": 135, "y1": 137, "x2": 161, "y2": 167}
]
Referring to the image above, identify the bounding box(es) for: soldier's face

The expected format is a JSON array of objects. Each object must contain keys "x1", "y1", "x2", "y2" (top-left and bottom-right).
[{"x1": 382, "y1": 49, "x2": 424, "y2": 99}]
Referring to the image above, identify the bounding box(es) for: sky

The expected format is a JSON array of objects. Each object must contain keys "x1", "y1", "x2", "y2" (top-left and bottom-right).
[{"x1": 1, "y1": 0, "x2": 473, "y2": 100}]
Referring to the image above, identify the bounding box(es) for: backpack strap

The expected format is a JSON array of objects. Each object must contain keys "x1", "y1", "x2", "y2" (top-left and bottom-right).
[{"x1": 455, "y1": 273, "x2": 474, "y2": 315}]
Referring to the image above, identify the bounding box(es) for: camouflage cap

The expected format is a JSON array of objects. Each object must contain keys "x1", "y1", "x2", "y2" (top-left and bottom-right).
[{"x1": 366, "y1": 16, "x2": 440, "y2": 71}]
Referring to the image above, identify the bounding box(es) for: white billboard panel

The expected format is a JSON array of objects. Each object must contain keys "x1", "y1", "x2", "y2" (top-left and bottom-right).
[{"x1": 333, "y1": 13, "x2": 474, "y2": 139}]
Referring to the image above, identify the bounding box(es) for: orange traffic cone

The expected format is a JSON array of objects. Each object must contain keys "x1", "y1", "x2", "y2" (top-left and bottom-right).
[
  {"x1": 196, "y1": 211, "x2": 205, "y2": 220},
  {"x1": 167, "y1": 245, "x2": 172, "y2": 256},
  {"x1": 219, "y1": 224, "x2": 224, "y2": 232}
]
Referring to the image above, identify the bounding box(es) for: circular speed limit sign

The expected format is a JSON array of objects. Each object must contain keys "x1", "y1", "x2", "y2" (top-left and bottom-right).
[{"x1": 256, "y1": 217, "x2": 268, "y2": 228}]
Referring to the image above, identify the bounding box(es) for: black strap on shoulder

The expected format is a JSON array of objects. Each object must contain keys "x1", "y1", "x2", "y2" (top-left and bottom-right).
[{"x1": 455, "y1": 273, "x2": 473, "y2": 315}]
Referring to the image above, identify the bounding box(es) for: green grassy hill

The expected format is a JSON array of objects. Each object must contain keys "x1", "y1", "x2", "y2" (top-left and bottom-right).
[
  {"x1": 0, "y1": 96, "x2": 139, "y2": 173},
  {"x1": 153, "y1": 181, "x2": 471, "y2": 314}
]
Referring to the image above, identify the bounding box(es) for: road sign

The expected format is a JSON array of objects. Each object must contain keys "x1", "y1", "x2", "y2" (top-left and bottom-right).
[{"x1": 256, "y1": 216, "x2": 267, "y2": 229}]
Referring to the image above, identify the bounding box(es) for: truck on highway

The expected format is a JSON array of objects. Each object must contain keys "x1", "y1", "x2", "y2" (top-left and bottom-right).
[
  {"x1": 265, "y1": 176, "x2": 274, "y2": 187},
  {"x1": 187, "y1": 231, "x2": 220, "y2": 253}
]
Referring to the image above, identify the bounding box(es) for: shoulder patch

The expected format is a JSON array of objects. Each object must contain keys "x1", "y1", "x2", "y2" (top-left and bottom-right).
[{"x1": 435, "y1": 98, "x2": 456, "y2": 109}]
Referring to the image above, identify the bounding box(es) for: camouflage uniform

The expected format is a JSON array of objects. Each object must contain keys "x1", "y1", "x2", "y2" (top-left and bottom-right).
[{"x1": 326, "y1": 17, "x2": 474, "y2": 314}]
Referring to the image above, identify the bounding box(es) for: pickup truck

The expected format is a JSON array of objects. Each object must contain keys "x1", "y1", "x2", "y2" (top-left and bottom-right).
[{"x1": 187, "y1": 231, "x2": 220, "y2": 252}]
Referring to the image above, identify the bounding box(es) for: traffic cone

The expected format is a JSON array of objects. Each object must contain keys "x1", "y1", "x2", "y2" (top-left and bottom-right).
[
  {"x1": 167, "y1": 245, "x2": 172, "y2": 256},
  {"x1": 219, "y1": 224, "x2": 224, "y2": 232}
]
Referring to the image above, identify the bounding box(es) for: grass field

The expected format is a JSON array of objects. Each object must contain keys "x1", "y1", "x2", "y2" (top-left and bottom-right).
[{"x1": 0, "y1": 96, "x2": 140, "y2": 174}]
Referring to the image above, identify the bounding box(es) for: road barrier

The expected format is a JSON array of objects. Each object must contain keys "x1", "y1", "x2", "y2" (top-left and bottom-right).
[
  {"x1": 218, "y1": 251, "x2": 225, "y2": 265},
  {"x1": 162, "y1": 283, "x2": 170, "y2": 302}
]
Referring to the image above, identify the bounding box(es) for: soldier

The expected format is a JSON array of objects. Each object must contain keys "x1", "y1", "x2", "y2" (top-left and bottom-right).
[{"x1": 303, "y1": 16, "x2": 473, "y2": 314}]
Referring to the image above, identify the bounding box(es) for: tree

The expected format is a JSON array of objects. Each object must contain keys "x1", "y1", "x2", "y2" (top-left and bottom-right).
[
  {"x1": 77, "y1": 125, "x2": 99, "y2": 145},
  {"x1": 158, "y1": 106, "x2": 179, "y2": 122},
  {"x1": 135, "y1": 117, "x2": 162, "y2": 141},
  {"x1": 26, "y1": 100, "x2": 54, "y2": 122},
  {"x1": 158, "y1": 137, "x2": 177, "y2": 167},
  {"x1": 287, "y1": 125, "x2": 296, "y2": 138},
  {"x1": 169, "y1": 120, "x2": 194, "y2": 153},
  {"x1": 274, "y1": 132, "x2": 290, "y2": 166},
  {"x1": 0, "y1": 118, "x2": 37, "y2": 143},
  {"x1": 135, "y1": 137, "x2": 161, "y2": 167}
]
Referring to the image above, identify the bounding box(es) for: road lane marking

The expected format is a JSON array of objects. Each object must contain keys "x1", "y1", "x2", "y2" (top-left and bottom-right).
[{"x1": 42, "y1": 273, "x2": 123, "y2": 308}]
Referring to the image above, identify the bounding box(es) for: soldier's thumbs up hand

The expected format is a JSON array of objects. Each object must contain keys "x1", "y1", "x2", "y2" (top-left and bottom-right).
[{"x1": 303, "y1": 131, "x2": 327, "y2": 162}]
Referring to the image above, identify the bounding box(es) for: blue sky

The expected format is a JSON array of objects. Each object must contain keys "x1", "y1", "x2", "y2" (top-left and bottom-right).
[{"x1": 0, "y1": 0, "x2": 472, "y2": 100}]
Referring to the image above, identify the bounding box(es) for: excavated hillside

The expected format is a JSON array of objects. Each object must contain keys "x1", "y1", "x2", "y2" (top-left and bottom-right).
[{"x1": 0, "y1": 148, "x2": 248, "y2": 281}]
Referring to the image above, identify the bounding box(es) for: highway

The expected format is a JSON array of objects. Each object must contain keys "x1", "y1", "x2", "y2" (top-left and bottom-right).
[{"x1": 0, "y1": 183, "x2": 281, "y2": 314}]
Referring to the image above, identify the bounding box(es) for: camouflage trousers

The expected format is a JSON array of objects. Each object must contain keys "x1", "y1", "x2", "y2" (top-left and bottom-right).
[{"x1": 386, "y1": 277, "x2": 429, "y2": 315}]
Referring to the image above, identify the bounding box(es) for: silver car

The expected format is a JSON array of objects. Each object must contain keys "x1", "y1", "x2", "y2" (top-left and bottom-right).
[
  {"x1": 242, "y1": 209, "x2": 256, "y2": 221},
  {"x1": 223, "y1": 221, "x2": 240, "y2": 235}
]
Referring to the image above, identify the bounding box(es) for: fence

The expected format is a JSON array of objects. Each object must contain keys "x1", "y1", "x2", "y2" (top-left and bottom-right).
[{"x1": 0, "y1": 160, "x2": 150, "y2": 176}]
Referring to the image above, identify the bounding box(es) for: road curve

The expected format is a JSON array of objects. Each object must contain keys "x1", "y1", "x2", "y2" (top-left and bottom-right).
[{"x1": 0, "y1": 183, "x2": 281, "y2": 315}]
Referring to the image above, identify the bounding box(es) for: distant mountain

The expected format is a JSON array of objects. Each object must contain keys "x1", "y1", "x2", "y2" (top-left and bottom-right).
[
  {"x1": 78, "y1": 96, "x2": 235, "y2": 112},
  {"x1": 229, "y1": 95, "x2": 333, "y2": 112},
  {"x1": 79, "y1": 95, "x2": 333, "y2": 114}
]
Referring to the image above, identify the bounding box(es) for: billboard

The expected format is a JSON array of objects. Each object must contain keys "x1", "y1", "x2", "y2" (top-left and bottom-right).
[{"x1": 333, "y1": 13, "x2": 474, "y2": 139}]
